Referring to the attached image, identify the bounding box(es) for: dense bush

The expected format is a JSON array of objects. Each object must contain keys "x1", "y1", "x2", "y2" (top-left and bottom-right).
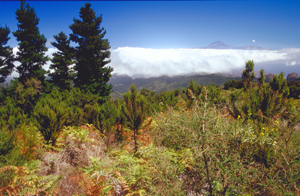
[
  {"x1": 33, "y1": 93, "x2": 69, "y2": 145},
  {"x1": 0, "y1": 97, "x2": 26, "y2": 129},
  {"x1": 151, "y1": 103, "x2": 300, "y2": 195},
  {"x1": 224, "y1": 79, "x2": 243, "y2": 90},
  {"x1": 157, "y1": 89, "x2": 179, "y2": 111},
  {"x1": 288, "y1": 81, "x2": 300, "y2": 99},
  {"x1": 15, "y1": 78, "x2": 43, "y2": 114},
  {"x1": 0, "y1": 127, "x2": 17, "y2": 165}
]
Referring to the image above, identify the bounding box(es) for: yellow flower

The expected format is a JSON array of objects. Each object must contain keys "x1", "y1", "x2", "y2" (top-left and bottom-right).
[
  {"x1": 260, "y1": 132, "x2": 264, "y2": 136},
  {"x1": 237, "y1": 115, "x2": 240, "y2": 119}
]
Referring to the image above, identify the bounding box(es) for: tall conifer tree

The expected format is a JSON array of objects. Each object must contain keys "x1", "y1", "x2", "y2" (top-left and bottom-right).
[
  {"x1": 13, "y1": 1, "x2": 48, "y2": 84},
  {"x1": 70, "y1": 3, "x2": 113, "y2": 98},
  {"x1": 0, "y1": 26, "x2": 14, "y2": 83},
  {"x1": 49, "y1": 32, "x2": 74, "y2": 91}
]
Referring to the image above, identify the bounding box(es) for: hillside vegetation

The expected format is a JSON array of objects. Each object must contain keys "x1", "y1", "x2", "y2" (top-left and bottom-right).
[
  {"x1": 1, "y1": 1, "x2": 300, "y2": 195},
  {"x1": 1, "y1": 61, "x2": 300, "y2": 195}
]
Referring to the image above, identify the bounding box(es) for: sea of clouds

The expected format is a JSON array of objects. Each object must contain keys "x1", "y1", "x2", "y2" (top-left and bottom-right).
[
  {"x1": 110, "y1": 47, "x2": 300, "y2": 78},
  {"x1": 12, "y1": 47, "x2": 300, "y2": 78}
]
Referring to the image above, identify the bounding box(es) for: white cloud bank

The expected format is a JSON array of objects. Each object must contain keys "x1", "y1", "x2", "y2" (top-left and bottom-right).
[
  {"x1": 110, "y1": 47, "x2": 300, "y2": 78},
  {"x1": 11, "y1": 47, "x2": 300, "y2": 78}
]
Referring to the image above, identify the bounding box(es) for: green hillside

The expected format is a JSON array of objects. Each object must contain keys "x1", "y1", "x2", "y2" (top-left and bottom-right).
[{"x1": 110, "y1": 74, "x2": 241, "y2": 99}]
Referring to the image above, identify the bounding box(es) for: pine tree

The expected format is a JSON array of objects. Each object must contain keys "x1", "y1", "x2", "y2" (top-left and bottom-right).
[
  {"x1": 13, "y1": 1, "x2": 48, "y2": 84},
  {"x1": 0, "y1": 26, "x2": 14, "y2": 83},
  {"x1": 70, "y1": 3, "x2": 113, "y2": 98},
  {"x1": 122, "y1": 84, "x2": 151, "y2": 153},
  {"x1": 49, "y1": 32, "x2": 74, "y2": 91}
]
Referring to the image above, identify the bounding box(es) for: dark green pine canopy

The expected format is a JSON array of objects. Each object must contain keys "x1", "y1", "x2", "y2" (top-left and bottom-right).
[
  {"x1": 13, "y1": 1, "x2": 48, "y2": 84},
  {"x1": 0, "y1": 26, "x2": 15, "y2": 83},
  {"x1": 70, "y1": 3, "x2": 113, "y2": 99},
  {"x1": 49, "y1": 32, "x2": 75, "y2": 91}
]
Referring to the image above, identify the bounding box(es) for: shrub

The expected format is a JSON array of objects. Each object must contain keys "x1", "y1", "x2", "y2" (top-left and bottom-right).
[
  {"x1": 33, "y1": 94, "x2": 69, "y2": 145},
  {"x1": 0, "y1": 127, "x2": 18, "y2": 166},
  {"x1": 157, "y1": 90, "x2": 179, "y2": 111},
  {"x1": 224, "y1": 79, "x2": 243, "y2": 90},
  {"x1": 140, "y1": 88, "x2": 161, "y2": 114},
  {"x1": 0, "y1": 97, "x2": 26, "y2": 130},
  {"x1": 66, "y1": 88, "x2": 100, "y2": 125},
  {"x1": 15, "y1": 77, "x2": 43, "y2": 114},
  {"x1": 207, "y1": 84, "x2": 225, "y2": 107},
  {"x1": 86, "y1": 100, "x2": 123, "y2": 149},
  {"x1": 151, "y1": 101, "x2": 299, "y2": 195}
]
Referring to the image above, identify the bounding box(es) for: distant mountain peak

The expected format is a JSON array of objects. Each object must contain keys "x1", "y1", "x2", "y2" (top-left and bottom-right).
[
  {"x1": 203, "y1": 41, "x2": 235, "y2": 49},
  {"x1": 287, "y1": 72, "x2": 300, "y2": 81},
  {"x1": 202, "y1": 41, "x2": 265, "y2": 50}
]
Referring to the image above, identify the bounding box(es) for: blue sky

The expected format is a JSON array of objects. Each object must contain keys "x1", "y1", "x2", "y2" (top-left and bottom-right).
[
  {"x1": 1, "y1": 0, "x2": 300, "y2": 77},
  {"x1": 1, "y1": 0, "x2": 299, "y2": 49}
]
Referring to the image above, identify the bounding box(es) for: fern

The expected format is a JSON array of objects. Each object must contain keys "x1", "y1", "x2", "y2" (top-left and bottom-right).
[{"x1": 0, "y1": 160, "x2": 62, "y2": 195}]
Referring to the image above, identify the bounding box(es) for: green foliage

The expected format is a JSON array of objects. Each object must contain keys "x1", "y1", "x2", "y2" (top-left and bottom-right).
[
  {"x1": 140, "y1": 88, "x2": 160, "y2": 114},
  {"x1": 0, "y1": 122, "x2": 42, "y2": 166},
  {"x1": 228, "y1": 89, "x2": 242, "y2": 118},
  {"x1": 224, "y1": 79, "x2": 243, "y2": 90},
  {"x1": 152, "y1": 102, "x2": 300, "y2": 195},
  {"x1": 0, "y1": 97, "x2": 26, "y2": 130},
  {"x1": 62, "y1": 126, "x2": 93, "y2": 144},
  {"x1": 269, "y1": 71, "x2": 289, "y2": 96},
  {"x1": 33, "y1": 92, "x2": 69, "y2": 145},
  {"x1": 0, "y1": 5, "x2": 299, "y2": 194},
  {"x1": 83, "y1": 145, "x2": 189, "y2": 195},
  {"x1": 182, "y1": 80, "x2": 204, "y2": 107},
  {"x1": 70, "y1": 3, "x2": 113, "y2": 98},
  {"x1": 0, "y1": 100, "x2": 41, "y2": 166},
  {"x1": 207, "y1": 84, "x2": 224, "y2": 107},
  {"x1": 66, "y1": 88, "x2": 101, "y2": 125},
  {"x1": 83, "y1": 151, "x2": 150, "y2": 196},
  {"x1": 139, "y1": 88, "x2": 180, "y2": 113},
  {"x1": 0, "y1": 127, "x2": 17, "y2": 166},
  {"x1": 183, "y1": 81, "x2": 223, "y2": 108},
  {"x1": 14, "y1": 77, "x2": 43, "y2": 114},
  {"x1": 157, "y1": 89, "x2": 180, "y2": 111},
  {"x1": 88, "y1": 101, "x2": 118, "y2": 133},
  {"x1": 85, "y1": 100, "x2": 124, "y2": 149},
  {"x1": 13, "y1": 1, "x2": 48, "y2": 84},
  {"x1": 45, "y1": 88, "x2": 100, "y2": 126},
  {"x1": 122, "y1": 84, "x2": 152, "y2": 153},
  {"x1": 17, "y1": 122, "x2": 43, "y2": 161},
  {"x1": 49, "y1": 31, "x2": 75, "y2": 91},
  {"x1": 0, "y1": 25, "x2": 15, "y2": 83},
  {"x1": 242, "y1": 60, "x2": 255, "y2": 89},
  {"x1": 227, "y1": 62, "x2": 291, "y2": 124},
  {"x1": 0, "y1": 160, "x2": 62, "y2": 195},
  {"x1": 139, "y1": 144, "x2": 188, "y2": 195},
  {"x1": 111, "y1": 74, "x2": 242, "y2": 97},
  {"x1": 258, "y1": 68, "x2": 265, "y2": 86},
  {"x1": 288, "y1": 85, "x2": 300, "y2": 99}
]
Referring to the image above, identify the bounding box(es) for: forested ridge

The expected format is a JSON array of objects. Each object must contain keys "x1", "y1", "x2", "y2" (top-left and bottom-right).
[{"x1": 1, "y1": 2, "x2": 300, "y2": 195}]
